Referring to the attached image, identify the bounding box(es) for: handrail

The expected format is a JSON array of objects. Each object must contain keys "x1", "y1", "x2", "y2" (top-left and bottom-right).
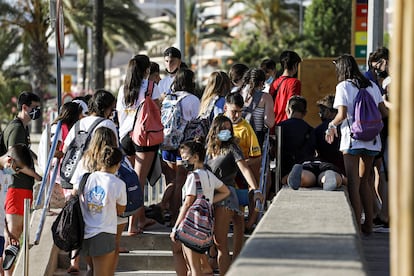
[
  {"x1": 255, "y1": 128, "x2": 270, "y2": 220},
  {"x1": 275, "y1": 126, "x2": 282, "y2": 194},
  {"x1": 34, "y1": 120, "x2": 62, "y2": 207}
]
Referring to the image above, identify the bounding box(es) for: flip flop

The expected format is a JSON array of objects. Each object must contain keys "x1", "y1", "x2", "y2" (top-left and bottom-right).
[
  {"x1": 3, "y1": 244, "x2": 20, "y2": 270},
  {"x1": 67, "y1": 266, "x2": 80, "y2": 275}
]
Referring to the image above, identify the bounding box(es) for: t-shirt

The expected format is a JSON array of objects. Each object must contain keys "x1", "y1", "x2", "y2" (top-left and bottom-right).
[
  {"x1": 314, "y1": 120, "x2": 344, "y2": 174},
  {"x1": 206, "y1": 143, "x2": 244, "y2": 187},
  {"x1": 80, "y1": 171, "x2": 127, "y2": 239},
  {"x1": 232, "y1": 119, "x2": 261, "y2": 159},
  {"x1": 3, "y1": 118, "x2": 34, "y2": 190},
  {"x1": 270, "y1": 76, "x2": 301, "y2": 124},
  {"x1": 277, "y1": 118, "x2": 315, "y2": 176},
  {"x1": 158, "y1": 75, "x2": 175, "y2": 96},
  {"x1": 0, "y1": 171, "x2": 12, "y2": 234},
  {"x1": 333, "y1": 80, "x2": 384, "y2": 152},
  {"x1": 116, "y1": 80, "x2": 161, "y2": 139},
  {"x1": 64, "y1": 116, "x2": 119, "y2": 148},
  {"x1": 182, "y1": 169, "x2": 224, "y2": 203}
]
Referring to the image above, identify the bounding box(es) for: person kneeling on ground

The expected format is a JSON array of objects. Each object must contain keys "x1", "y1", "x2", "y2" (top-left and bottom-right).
[{"x1": 287, "y1": 160, "x2": 347, "y2": 191}]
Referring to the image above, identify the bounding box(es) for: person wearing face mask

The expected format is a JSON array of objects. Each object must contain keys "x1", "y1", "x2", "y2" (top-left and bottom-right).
[
  {"x1": 170, "y1": 138, "x2": 230, "y2": 276},
  {"x1": 158, "y1": 47, "x2": 182, "y2": 101},
  {"x1": 205, "y1": 114, "x2": 263, "y2": 275},
  {"x1": 2, "y1": 91, "x2": 43, "y2": 276},
  {"x1": 260, "y1": 58, "x2": 278, "y2": 93},
  {"x1": 365, "y1": 47, "x2": 390, "y2": 95},
  {"x1": 0, "y1": 144, "x2": 34, "y2": 273}
]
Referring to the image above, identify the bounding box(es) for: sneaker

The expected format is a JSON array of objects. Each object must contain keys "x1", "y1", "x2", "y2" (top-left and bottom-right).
[
  {"x1": 287, "y1": 164, "x2": 303, "y2": 190},
  {"x1": 323, "y1": 170, "x2": 337, "y2": 191},
  {"x1": 373, "y1": 216, "x2": 389, "y2": 228}
]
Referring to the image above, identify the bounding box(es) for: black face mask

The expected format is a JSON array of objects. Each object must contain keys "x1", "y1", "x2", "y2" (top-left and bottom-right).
[
  {"x1": 375, "y1": 69, "x2": 388, "y2": 79},
  {"x1": 165, "y1": 67, "x2": 179, "y2": 75},
  {"x1": 29, "y1": 107, "x2": 41, "y2": 120},
  {"x1": 182, "y1": 160, "x2": 195, "y2": 171}
]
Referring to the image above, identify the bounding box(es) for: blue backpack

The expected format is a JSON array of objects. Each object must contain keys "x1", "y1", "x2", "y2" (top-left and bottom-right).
[
  {"x1": 116, "y1": 158, "x2": 143, "y2": 217},
  {"x1": 348, "y1": 86, "x2": 383, "y2": 141}
]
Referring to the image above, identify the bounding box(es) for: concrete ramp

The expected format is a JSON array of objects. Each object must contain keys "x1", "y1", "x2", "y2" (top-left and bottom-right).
[{"x1": 227, "y1": 187, "x2": 366, "y2": 276}]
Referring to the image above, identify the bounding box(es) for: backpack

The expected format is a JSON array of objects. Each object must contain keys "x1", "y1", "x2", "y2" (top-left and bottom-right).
[
  {"x1": 348, "y1": 86, "x2": 383, "y2": 141},
  {"x1": 51, "y1": 173, "x2": 90, "y2": 258},
  {"x1": 242, "y1": 91, "x2": 263, "y2": 131},
  {"x1": 175, "y1": 172, "x2": 214, "y2": 254},
  {"x1": 130, "y1": 81, "x2": 164, "y2": 147},
  {"x1": 182, "y1": 96, "x2": 219, "y2": 143},
  {"x1": 161, "y1": 92, "x2": 189, "y2": 150},
  {"x1": 60, "y1": 118, "x2": 105, "y2": 189},
  {"x1": 116, "y1": 157, "x2": 143, "y2": 217}
]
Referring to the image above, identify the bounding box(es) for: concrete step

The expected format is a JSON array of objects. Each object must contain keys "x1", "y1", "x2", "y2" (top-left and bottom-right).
[
  {"x1": 117, "y1": 250, "x2": 173, "y2": 271},
  {"x1": 54, "y1": 268, "x2": 176, "y2": 276}
]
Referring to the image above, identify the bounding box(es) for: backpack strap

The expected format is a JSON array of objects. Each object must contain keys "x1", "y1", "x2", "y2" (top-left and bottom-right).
[
  {"x1": 83, "y1": 117, "x2": 106, "y2": 144},
  {"x1": 247, "y1": 91, "x2": 263, "y2": 112},
  {"x1": 78, "y1": 172, "x2": 91, "y2": 195},
  {"x1": 193, "y1": 172, "x2": 203, "y2": 198},
  {"x1": 145, "y1": 81, "x2": 155, "y2": 98}
]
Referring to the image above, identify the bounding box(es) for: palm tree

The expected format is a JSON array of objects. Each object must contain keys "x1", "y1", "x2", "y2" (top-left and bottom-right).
[{"x1": 156, "y1": 0, "x2": 231, "y2": 67}]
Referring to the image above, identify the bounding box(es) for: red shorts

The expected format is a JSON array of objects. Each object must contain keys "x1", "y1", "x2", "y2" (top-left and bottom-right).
[{"x1": 5, "y1": 188, "x2": 33, "y2": 216}]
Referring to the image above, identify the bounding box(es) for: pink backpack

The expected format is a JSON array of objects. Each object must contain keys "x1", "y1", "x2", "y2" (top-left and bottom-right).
[{"x1": 130, "y1": 81, "x2": 164, "y2": 147}]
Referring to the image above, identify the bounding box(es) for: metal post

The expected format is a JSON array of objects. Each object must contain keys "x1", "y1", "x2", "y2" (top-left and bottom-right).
[
  {"x1": 23, "y1": 198, "x2": 30, "y2": 276},
  {"x1": 367, "y1": 0, "x2": 384, "y2": 57},
  {"x1": 176, "y1": 0, "x2": 185, "y2": 60},
  {"x1": 275, "y1": 126, "x2": 282, "y2": 194}
]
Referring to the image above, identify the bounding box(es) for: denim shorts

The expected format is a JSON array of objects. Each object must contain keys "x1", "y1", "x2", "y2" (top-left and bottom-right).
[
  {"x1": 161, "y1": 150, "x2": 182, "y2": 163},
  {"x1": 344, "y1": 148, "x2": 380, "y2": 156},
  {"x1": 214, "y1": 186, "x2": 242, "y2": 216}
]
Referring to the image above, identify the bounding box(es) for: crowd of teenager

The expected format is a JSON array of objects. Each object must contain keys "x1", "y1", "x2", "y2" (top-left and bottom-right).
[{"x1": 0, "y1": 45, "x2": 391, "y2": 276}]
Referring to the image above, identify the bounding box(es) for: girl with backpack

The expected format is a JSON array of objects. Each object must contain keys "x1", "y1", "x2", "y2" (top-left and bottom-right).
[
  {"x1": 116, "y1": 55, "x2": 162, "y2": 235},
  {"x1": 325, "y1": 54, "x2": 388, "y2": 234},
  {"x1": 170, "y1": 138, "x2": 230, "y2": 276},
  {"x1": 205, "y1": 115, "x2": 264, "y2": 275},
  {"x1": 78, "y1": 146, "x2": 126, "y2": 276}
]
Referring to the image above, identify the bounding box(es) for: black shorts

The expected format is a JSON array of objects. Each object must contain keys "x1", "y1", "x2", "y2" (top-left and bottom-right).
[
  {"x1": 302, "y1": 161, "x2": 341, "y2": 176},
  {"x1": 121, "y1": 135, "x2": 159, "y2": 155}
]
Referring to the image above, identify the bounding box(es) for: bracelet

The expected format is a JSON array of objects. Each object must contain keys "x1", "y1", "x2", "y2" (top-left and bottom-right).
[
  {"x1": 328, "y1": 122, "x2": 337, "y2": 129},
  {"x1": 171, "y1": 226, "x2": 177, "y2": 233},
  {"x1": 254, "y1": 190, "x2": 262, "y2": 194}
]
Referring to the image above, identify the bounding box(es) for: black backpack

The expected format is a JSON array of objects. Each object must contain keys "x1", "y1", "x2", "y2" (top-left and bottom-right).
[
  {"x1": 60, "y1": 118, "x2": 105, "y2": 189},
  {"x1": 51, "y1": 173, "x2": 90, "y2": 258}
]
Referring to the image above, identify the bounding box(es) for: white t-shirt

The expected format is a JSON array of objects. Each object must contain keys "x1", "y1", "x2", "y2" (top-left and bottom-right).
[
  {"x1": 158, "y1": 75, "x2": 175, "y2": 96},
  {"x1": 174, "y1": 92, "x2": 201, "y2": 121},
  {"x1": 333, "y1": 80, "x2": 384, "y2": 152},
  {"x1": 80, "y1": 171, "x2": 127, "y2": 239},
  {"x1": 182, "y1": 169, "x2": 224, "y2": 203},
  {"x1": 38, "y1": 124, "x2": 62, "y2": 173},
  {"x1": 64, "y1": 116, "x2": 119, "y2": 148},
  {"x1": 116, "y1": 80, "x2": 161, "y2": 139},
  {"x1": 0, "y1": 171, "x2": 12, "y2": 234}
]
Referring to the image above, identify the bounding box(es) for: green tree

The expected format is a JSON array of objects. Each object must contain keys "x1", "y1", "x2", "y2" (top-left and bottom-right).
[
  {"x1": 302, "y1": 0, "x2": 352, "y2": 57},
  {"x1": 228, "y1": 0, "x2": 299, "y2": 66}
]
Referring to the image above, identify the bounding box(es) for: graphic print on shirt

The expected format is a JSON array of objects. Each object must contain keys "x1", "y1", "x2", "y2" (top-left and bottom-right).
[{"x1": 86, "y1": 186, "x2": 105, "y2": 214}]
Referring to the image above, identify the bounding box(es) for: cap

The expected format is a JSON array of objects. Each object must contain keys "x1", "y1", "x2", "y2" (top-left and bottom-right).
[
  {"x1": 72, "y1": 99, "x2": 88, "y2": 116},
  {"x1": 163, "y1": 47, "x2": 181, "y2": 59},
  {"x1": 316, "y1": 95, "x2": 336, "y2": 110}
]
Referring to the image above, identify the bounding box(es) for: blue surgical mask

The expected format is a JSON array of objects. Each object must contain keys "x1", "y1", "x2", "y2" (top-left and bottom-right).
[
  {"x1": 265, "y1": 76, "x2": 274, "y2": 84},
  {"x1": 217, "y1": 129, "x2": 232, "y2": 142},
  {"x1": 3, "y1": 166, "x2": 16, "y2": 175}
]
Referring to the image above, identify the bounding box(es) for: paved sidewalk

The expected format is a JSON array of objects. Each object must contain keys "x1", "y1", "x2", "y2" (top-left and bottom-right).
[{"x1": 361, "y1": 230, "x2": 390, "y2": 276}]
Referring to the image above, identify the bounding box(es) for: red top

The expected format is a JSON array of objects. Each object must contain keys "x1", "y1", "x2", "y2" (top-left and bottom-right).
[
  {"x1": 60, "y1": 123, "x2": 70, "y2": 151},
  {"x1": 270, "y1": 76, "x2": 301, "y2": 124}
]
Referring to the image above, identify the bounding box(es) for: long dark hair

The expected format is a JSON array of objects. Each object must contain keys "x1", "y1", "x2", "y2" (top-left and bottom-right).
[
  {"x1": 89, "y1": 90, "x2": 116, "y2": 117},
  {"x1": 53, "y1": 102, "x2": 82, "y2": 129},
  {"x1": 172, "y1": 68, "x2": 195, "y2": 93},
  {"x1": 236, "y1": 68, "x2": 266, "y2": 95},
  {"x1": 124, "y1": 55, "x2": 151, "y2": 106},
  {"x1": 206, "y1": 114, "x2": 237, "y2": 156},
  {"x1": 334, "y1": 54, "x2": 371, "y2": 89}
]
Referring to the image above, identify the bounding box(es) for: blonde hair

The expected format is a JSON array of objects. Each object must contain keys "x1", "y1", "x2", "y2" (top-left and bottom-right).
[
  {"x1": 199, "y1": 71, "x2": 230, "y2": 116},
  {"x1": 82, "y1": 127, "x2": 118, "y2": 172}
]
